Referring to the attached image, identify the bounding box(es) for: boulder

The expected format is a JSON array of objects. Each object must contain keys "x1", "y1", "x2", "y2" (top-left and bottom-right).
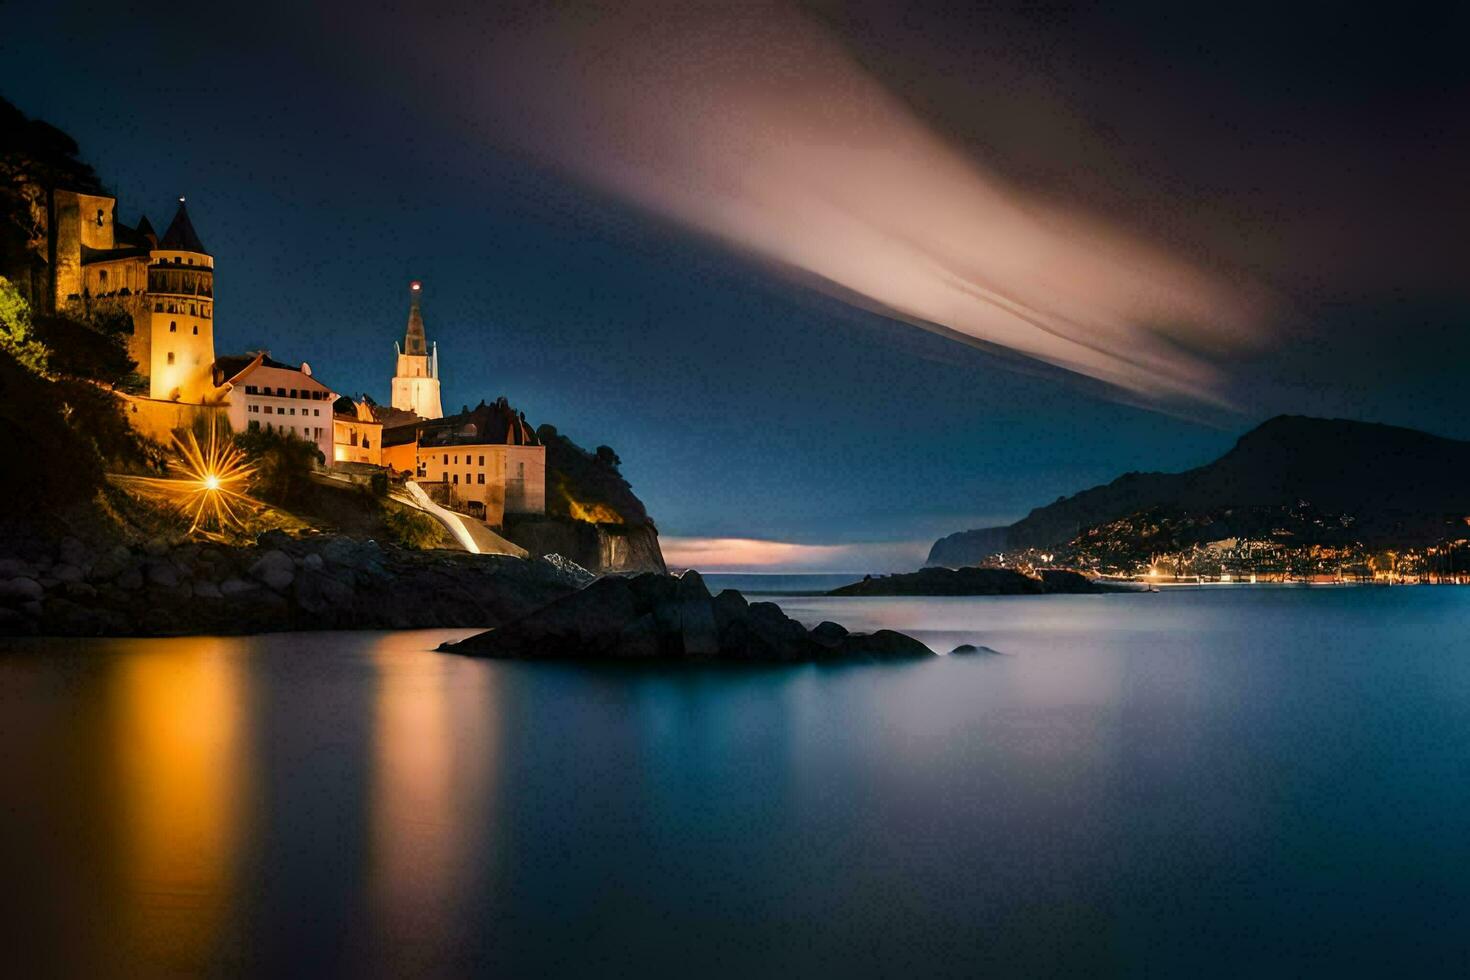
[
  {"x1": 950, "y1": 643, "x2": 1003, "y2": 655},
  {"x1": 58, "y1": 536, "x2": 89, "y2": 569},
  {"x1": 145, "y1": 561, "x2": 179, "y2": 589},
  {"x1": 0, "y1": 558, "x2": 30, "y2": 578},
  {"x1": 88, "y1": 547, "x2": 134, "y2": 582},
  {"x1": 193, "y1": 580, "x2": 223, "y2": 599},
  {"x1": 300, "y1": 553, "x2": 325, "y2": 572},
  {"x1": 51, "y1": 563, "x2": 85, "y2": 584},
  {"x1": 292, "y1": 569, "x2": 354, "y2": 614},
  {"x1": 219, "y1": 577, "x2": 256, "y2": 596},
  {"x1": 0, "y1": 577, "x2": 45, "y2": 602},
  {"x1": 249, "y1": 550, "x2": 296, "y2": 591},
  {"x1": 678, "y1": 597, "x2": 720, "y2": 658},
  {"x1": 143, "y1": 536, "x2": 171, "y2": 557},
  {"x1": 810, "y1": 621, "x2": 849, "y2": 648},
  {"x1": 675, "y1": 569, "x2": 710, "y2": 600},
  {"x1": 836, "y1": 630, "x2": 933, "y2": 659}
]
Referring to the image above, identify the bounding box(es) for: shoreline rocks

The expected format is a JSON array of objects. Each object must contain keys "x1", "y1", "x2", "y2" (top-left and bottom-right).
[
  {"x1": 442, "y1": 570, "x2": 934, "y2": 663},
  {"x1": 830, "y1": 566, "x2": 1121, "y2": 597},
  {"x1": 0, "y1": 531, "x2": 583, "y2": 638}
]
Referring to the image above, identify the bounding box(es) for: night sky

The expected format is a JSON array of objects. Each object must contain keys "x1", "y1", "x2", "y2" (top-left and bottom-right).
[{"x1": 5, "y1": 2, "x2": 1467, "y2": 570}]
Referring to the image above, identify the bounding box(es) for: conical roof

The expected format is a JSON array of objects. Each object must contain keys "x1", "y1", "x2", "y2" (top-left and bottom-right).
[
  {"x1": 159, "y1": 198, "x2": 207, "y2": 254},
  {"x1": 403, "y1": 280, "x2": 427, "y2": 355},
  {"x1": 134, "y1": 214, "x2": 156, "y2": 241}
]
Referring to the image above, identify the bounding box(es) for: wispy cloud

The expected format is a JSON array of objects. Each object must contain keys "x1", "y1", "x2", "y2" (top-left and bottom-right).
[{"x1": 453, "y1": 2, "x2": 1268, "y2": 403}]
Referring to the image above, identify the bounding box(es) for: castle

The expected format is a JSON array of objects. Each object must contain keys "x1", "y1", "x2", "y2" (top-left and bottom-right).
[
  {"x1": 41, "y1": 184, "x2": 546, "y2": 527},
  {"x1": 50, "y1": 190, "x2": 218, "y2": 403}
]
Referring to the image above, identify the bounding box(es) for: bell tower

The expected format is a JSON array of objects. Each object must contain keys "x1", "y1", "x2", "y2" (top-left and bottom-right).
[{"x1": 391, "y1": 280, "x2": 443, "y2": 419}]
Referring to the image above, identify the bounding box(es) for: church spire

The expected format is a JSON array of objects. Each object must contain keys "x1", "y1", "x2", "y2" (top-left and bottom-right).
[{"x1": 403, "y1": 280, "x2": 427, "y2": 355}]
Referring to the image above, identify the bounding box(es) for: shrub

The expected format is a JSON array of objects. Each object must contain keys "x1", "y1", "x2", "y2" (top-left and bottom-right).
[
  {"x1": 380, "y1": 504, "x2": 440, "y2": 549},
  {"x1": 234, "y1": 427, "x2": 321, "y2": 505}
]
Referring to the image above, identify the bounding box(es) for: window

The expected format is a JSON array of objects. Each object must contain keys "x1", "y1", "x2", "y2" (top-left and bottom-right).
[
  {"x1": 477, "y1": 473, "x2": 485, "y2": 485},
  {"x1": 190, "y1": 305, "x2": 196, "y2": 315},
  {"x1": 99, "y1": 269, "x2": 108, "y2": 284},
  {"x1": 154, "y1": 302, "x2": 163, "y2": 312},
  {"x1": 264, "y1": 406, "x2": 273, "y2": 415},
  {"x1": 170, "y1": 321, "x2": 177, "y2": 333},
  {"x1": 248, "y1": 405, "x2": 258, "y2": 413},
  {"x1": 245, "y1": 385, "x2": 257, "y2": 394},
  {"x1": 363, "y1": 437, "x2": 371, "y2": 449},
  {"x1": 314, "y1": 409, "x2": 320, "y2": 417},
  {"x1": 276, "y1": 387, "x2": 286, "y2": 397},
  {"x1": 479, "y1": 455, "x2": 485, "y2": 466},
  {"x1": 350, "y1": 431, "x2": 358, "y2": 447},
  {"x1": 192, "y1": 325, "x2": 198, "y2": 335},
  {"x1": 166, "y1": 352, "x2": 175, "y2": 365},
  {"x1": 289, "y1": 408, "x2": 296, "y2": 416},
  {"x1": 290, "y1": 389, "x2": 297, "y2": 398},
  {"x1": 453, "y1": 474, "x2": 459, "y2": 485},
  {"x1": 96, "y1": 208, "x2": 105, "y2": 227}
]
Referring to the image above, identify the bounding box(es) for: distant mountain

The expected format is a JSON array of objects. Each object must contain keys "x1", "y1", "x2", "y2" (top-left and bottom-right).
[{"x1": 928, "y1": 416, "x2": 1470, "y2": 567}]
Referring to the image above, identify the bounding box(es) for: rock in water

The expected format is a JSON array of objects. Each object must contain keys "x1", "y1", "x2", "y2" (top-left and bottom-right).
[{"x1": 442, "y1": 573, "x2": 933, "y2": 663}]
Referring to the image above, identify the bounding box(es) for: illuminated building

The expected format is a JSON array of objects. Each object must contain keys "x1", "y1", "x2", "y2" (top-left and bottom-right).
[
  {"x1": 212, "y1": 352, "x2": 337, "y2": 461},
  {"x1": 390, "y1": 280, "x2": 443, "y2": 419},
  {"x1": 53, "y1": 194, "x2": 219, "y2": 403}
]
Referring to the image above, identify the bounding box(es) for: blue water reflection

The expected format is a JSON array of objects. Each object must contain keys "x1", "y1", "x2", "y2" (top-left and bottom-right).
[{"x1": 0, "y1": 587, "x2": 1468, "y2": 976}]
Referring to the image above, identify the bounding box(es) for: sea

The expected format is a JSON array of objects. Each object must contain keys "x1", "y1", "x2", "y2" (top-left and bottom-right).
[{"x1": 2, "y1": 581, "x2": 1468, "y2": 977}]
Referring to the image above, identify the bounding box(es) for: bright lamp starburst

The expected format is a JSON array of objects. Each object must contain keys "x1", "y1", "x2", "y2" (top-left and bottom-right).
[{"x1": 169, "y1": 421, "x2": 257, "y2": 534}]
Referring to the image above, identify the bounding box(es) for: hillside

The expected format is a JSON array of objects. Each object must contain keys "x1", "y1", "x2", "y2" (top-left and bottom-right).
[{"x1": 929, "y1": 416, "x2": 1470, "y2": 567}]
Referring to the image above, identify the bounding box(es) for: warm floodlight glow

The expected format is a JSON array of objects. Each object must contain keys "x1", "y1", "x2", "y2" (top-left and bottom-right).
[{"x1": 168, "y1": 421, "x2": 258, "y2": 534}]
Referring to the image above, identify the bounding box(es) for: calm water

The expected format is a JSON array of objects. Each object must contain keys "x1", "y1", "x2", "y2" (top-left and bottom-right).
[{"x1": 2, "y1": 587, "x2": 1469, "y2": 977}]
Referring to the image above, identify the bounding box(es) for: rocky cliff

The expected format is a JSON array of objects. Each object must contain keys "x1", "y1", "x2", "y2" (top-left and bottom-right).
[
  {"x1": 505, "y1": 424, "x2": 666, "y2": 574},
  {"x1": 503, "y1": 515, "x2": 666, "y2": 575}
]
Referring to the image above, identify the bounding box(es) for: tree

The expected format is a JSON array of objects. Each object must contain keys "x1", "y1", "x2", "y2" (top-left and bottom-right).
[
  {"x1": 233, "y1": 427, "x2": 323, "y2": 505},
  {"x1": 0, "y1": 275, "x2": 48, "y2": 374}
]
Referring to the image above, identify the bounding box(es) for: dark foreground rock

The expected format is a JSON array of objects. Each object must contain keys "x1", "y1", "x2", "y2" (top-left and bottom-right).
[
  {"x1": 830, "y1": 565, "x2": 1121, "y2": 597},
  {"x1": 0, "y1": 531, "x2": 583, "y2": 637},
  {"x1": 441, "y1": 570, "x2": 934, "y2": 662}
]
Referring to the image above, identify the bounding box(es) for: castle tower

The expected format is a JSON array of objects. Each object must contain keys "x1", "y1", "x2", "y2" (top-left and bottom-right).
[
  {"x1": 147, "y1": 199, "x2": 217, "y2": 402},
  {"x1": 391, "y1": 280, "x2": 443, "y2": 419}
]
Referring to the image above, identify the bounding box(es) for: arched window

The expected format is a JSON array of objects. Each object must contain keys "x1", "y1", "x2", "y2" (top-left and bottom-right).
[
  {"x1": 166, "y1": 352, "x2": 175, "y2": 365},
  {"x1": 170, "y1": 321, "x2": 177, "y2": 332},
  {"x1": 192, "y1": 325, "x2": 198, "y2": 335}
]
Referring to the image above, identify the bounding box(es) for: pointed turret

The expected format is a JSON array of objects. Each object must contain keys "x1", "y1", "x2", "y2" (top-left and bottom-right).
[
  {"x1": 403, "y1": 280, "x2": 428, "y2": 355},
  {"x1": 159, "y1": 198, "x2": 208, "y2": 254},
  {"x1": 134, "y1": 214, "x2": 157, "y2": 244}
]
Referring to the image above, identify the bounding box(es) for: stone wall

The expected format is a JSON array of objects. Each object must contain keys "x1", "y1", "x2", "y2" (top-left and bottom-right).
[{"x1": 117, "y1": 392, "x2": 227, "y2": 445}]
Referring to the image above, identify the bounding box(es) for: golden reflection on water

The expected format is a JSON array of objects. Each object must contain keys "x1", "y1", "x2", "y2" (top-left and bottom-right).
[
  {"x1": 110, "y1": 638, "x2": 252, "y2": 970},
  {"x1": 366, "y1": 633, "x2": 500, "y2": 947}
]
